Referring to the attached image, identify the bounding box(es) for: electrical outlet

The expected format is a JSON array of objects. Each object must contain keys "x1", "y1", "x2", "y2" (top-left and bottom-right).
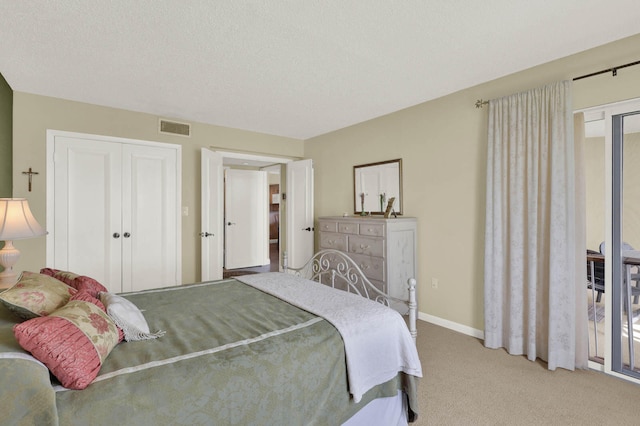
[{"x1": 431, "y1": 278, "x2": 439, "y2": 289}]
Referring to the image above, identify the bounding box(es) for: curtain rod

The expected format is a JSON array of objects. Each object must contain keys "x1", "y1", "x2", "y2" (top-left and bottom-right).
[
  {"x1": 572, "y1": 59, "x2": 640, "y2": 81},
  {"x1": 474, "y1": 59, "x2": 640, "y2": 108}
]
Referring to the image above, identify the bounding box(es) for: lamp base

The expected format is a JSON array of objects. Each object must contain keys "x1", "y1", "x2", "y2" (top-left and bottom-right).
[
  {"x1": 0, "y1": 271, "x2": 18, "y2": 289},
  {"x1": 0, "y1": 240, "x2": 21, "y2": 289}
]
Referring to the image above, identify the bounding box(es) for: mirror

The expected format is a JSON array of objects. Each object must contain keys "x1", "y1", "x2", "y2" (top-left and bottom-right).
[{"x1": 354, "y1": 159, "x2": 402, "y2": 215}]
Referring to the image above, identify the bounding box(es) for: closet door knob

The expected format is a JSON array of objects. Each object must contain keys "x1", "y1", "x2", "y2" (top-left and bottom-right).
[
  {"x1": 123, "y1": 232, "x2": 131, "y2": 238},
  {"x1": 113, "y1": 233, "x2": 120, "y2": 238}
]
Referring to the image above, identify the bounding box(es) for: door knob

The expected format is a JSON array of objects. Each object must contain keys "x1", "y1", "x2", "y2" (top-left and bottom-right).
[
  {"x1": 227, "y1": 222, "x2": 236, "y2": 226},
  {"x1": 113, "y1": 232, "x2": 120, "y2": 238},
  {"x1": 302, "y1": 227, "x2": 314, "y2": 231},
  {"x1": 123, "y1": 232, "x2": 131, "y2": 238},
  {"x1": 200, "y1": 232, "x2": 214, "y2": 237}
]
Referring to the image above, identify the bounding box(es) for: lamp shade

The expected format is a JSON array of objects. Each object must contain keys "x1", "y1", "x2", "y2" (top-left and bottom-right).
[{"x1": 0, "y1": 198, "x2": 46, "y2": 240}]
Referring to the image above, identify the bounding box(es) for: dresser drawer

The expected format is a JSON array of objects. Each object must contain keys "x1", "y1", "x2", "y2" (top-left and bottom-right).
[
  {"x1": 318, "y1": 220, "x2": 338, "y2": 233},
  {"x1": 319, "y1": 232, "x2": 347, "y2": 251},
  {"x1": 349, "y1": 252, "x2": 385, "y2": 282},
  {"x1": 338, "y1": 222, "x2": 359, "y2": 234},
  {"x1": 348, "y1": 235, "x2": 384, "y2": 258},
  {"x1": 359, "y1": 223, "x2": 385, "y2": 237}
]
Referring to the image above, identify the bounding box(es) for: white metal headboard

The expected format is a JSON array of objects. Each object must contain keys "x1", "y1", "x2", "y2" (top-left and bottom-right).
[{"x1": 283, "y1": 249, "x2": 417, "y2": 342}]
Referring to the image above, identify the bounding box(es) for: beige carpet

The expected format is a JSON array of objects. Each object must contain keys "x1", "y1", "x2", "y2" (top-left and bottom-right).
[{"x1": 414, "y1": 321, "x2": 639, "y2": 425}]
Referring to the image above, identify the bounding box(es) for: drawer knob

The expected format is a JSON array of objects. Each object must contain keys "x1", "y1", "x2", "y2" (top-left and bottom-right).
[
  {"x1": 360, "y1": 263, "x2": 369, "y2": 270},
  {"x1": 360, "y1": 244, "x2": 370, "y2": 249}
]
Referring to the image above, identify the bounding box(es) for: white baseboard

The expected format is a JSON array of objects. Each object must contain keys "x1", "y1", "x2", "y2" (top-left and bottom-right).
[{"x1": 419, "y1": 312, "x2": 485, "y2": 340}]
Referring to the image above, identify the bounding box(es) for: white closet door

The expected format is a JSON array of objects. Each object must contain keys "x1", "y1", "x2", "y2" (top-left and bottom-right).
[
  {"x1": 121, "y1": 144, "x2": 179, "y2": 292},
  {"x1": 50, "y1": 132, "x2": 181, "y2": 293},
  {"x1": 53, "y1": 136, "x2": 123, "y2": 292}
]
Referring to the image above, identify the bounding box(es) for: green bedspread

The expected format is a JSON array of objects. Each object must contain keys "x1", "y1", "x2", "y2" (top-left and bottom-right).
[{"x1": 1, "y1": 278, "x2": 417, "y2": 425}]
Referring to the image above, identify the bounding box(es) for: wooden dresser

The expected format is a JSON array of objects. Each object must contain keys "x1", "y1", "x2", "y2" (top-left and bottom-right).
[{"x1": 317, "y1": 216, "x2": 417, "y2": 313}]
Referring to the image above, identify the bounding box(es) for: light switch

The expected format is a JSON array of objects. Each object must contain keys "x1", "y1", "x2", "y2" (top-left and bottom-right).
[{"x1": 182, "y1": 206, "x2": 189, "y2": 216}]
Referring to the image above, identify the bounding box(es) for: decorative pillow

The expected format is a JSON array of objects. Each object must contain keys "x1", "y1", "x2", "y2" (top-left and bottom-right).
[
  {"x1": 73, "y1": 291, "x2": 125, "y2": 342},
  {"x1": 0, "y1": 272, "x2": 77, "y2": 320},
  {"x1": 99, "y1": 292, "x2": 165, "y2": 341},
  {"x1": 70, "y1": 290, "x2": 103, "y2": 305},
  {"x1": 40, "y1": 268, "x2": 108, "y2": 297},
  {"x1": 13, "y1": 299, "x2": 120, "y2": 390}
]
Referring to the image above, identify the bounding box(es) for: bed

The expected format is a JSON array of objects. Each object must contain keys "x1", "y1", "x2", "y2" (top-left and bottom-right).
[{"x1": 0, "y1": 249, "x2": 421, "y2": 425}]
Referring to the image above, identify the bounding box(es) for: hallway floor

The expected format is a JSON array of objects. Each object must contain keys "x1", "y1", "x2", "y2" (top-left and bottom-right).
[{"x1": 223, "y1": 243, "x2": 280, "y2": 278}]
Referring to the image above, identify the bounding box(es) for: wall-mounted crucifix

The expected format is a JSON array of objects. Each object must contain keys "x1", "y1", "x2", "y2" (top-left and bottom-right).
[{"x1": 22, "y1": 167, "x2": 39, "y2": 192}]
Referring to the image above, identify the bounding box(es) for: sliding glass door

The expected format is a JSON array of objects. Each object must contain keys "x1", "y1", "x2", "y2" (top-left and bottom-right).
[
  {"x1": 582, "y1": 98, "x2": 640, "y2": 384},
  {"x1": 615, "y1": 111, "x2": 640, "y2": 378},
  {"x1": 584, "y1": 112, "x2": 606, "y2": 364}
]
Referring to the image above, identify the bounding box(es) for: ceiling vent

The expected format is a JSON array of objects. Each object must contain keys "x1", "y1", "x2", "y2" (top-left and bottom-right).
[{"x1": 159, "y1": 119, "x2": 191, "y2": 137}]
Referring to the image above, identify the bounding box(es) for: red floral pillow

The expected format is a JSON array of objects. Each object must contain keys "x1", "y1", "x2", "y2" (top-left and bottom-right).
[
  {"x1": 40, "y1": 268, "x2": 108, "y2": 297},
  {"x1": 13, "y1": 299, "x2": 119, "y2": 390}
]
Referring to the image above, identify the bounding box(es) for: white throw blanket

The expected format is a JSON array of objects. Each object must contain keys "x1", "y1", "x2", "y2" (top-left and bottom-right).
[
  {"x1": 99, "y1": 292, "x2": 166, "y2": 341},
  {"x1": 235, "y1": 272, "x2": 422, "y2": 403}
]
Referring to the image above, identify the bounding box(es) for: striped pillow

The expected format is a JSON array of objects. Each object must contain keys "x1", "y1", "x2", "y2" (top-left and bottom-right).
[{"x1": 13, "y1": 299, "x2": 119, "y2": 390}]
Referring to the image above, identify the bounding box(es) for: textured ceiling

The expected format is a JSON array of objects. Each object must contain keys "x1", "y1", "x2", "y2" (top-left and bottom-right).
[{"x1": 1, "y1": 1, "x2": 640, "y2": 140}]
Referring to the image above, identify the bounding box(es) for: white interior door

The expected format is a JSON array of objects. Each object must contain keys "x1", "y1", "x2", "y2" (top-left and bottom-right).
[
  {"x1": 51, "y1": 136, "x2": 123, "y2": 292},
  {"x1": 286, "y1": 159, "x2": 314, "y2": 268},
  {"x1": 121, "y1": 144, "x2": 180, "y2": 293},
  {"x1": 201, "y1": 148, "x2": 223, "y2": 281},
  {"x1": 224, "y1": 169, "x2": 269, "y2": 269}
]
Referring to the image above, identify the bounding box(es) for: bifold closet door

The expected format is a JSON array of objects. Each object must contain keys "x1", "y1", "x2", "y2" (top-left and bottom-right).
[
  {"x1": 53, "y1": 137, "x2": 123, "y2": 292},
  {"x1": 121, "y1": 144, "x2": 178, "y2": 292},
  {"x1": 52, "y1": 136, "x2": 180, "y2": 293}
]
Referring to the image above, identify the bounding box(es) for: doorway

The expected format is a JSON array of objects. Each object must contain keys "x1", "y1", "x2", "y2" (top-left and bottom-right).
[
  {"x1": 222, "y1": 165, "x2": 280, "y2": 277},
  {"x1": 223, "y1": 168, "x2": 269, "y2": 270},
  {"x1": 200, "y1": 149, "x2": 314, "y2": 282}
]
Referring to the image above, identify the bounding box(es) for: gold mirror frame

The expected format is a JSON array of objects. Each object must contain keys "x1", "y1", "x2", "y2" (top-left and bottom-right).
[{"x1": 353, "y1": 159, "x2": 402, "y2": 216}]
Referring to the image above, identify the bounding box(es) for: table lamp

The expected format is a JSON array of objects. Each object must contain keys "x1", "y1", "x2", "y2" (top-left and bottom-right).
[{"x1": 0, "y1": 198, "x2": 47, "y2": 289}]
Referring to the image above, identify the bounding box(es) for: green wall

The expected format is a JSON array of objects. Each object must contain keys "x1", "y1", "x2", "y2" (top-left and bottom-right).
[{"x1": 0, "y1": 73, "x2": 11, "y2": 197}]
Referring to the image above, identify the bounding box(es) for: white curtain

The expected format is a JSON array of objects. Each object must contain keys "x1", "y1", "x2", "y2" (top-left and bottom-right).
[{"x1": 484, "y1": 81, "x2": 588, "y2": 370}]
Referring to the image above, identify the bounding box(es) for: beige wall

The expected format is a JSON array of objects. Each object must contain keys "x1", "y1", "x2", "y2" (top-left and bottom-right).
[
  {"x1": 10, "y1": 33, "x2": 640, "y2": 332},
  {"x1": 305, "y1": 33, "x2": 640, "y2": 331},
  {"x1": 12, "y1": 93, "x2": 303, "y2": 284}
]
